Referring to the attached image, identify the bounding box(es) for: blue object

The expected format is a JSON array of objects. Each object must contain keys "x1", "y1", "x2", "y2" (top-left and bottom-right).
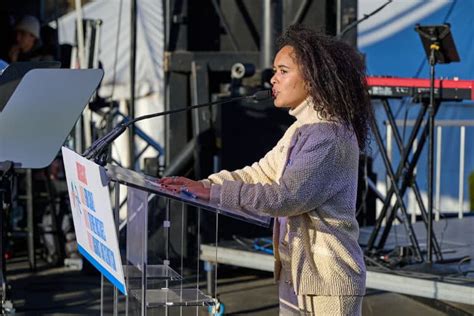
[
  {"x1": 181, "y1": 188, "x2": 198, "y2": 199},
  {"x1": 0, "y1": 59, "x2": 8, "y2": 74},
  {"x1": 208, "y1": 301, "x2": 225, "y2": 316},
  {"x1": 253, "y1": 237, "x2": 273, "y2": 255}
]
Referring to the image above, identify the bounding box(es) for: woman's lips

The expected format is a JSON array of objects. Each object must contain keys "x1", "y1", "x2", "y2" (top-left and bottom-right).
[{"x1": 272, "y1": 89, "x2": 279, "y2": 98}]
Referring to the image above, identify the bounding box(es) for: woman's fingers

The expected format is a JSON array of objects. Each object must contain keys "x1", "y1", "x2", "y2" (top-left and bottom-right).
[
  {"x1": 158, "y1": 176, "x2": 203, "y2": 188},
  {"x1": 158, "y1": 176, "x2": 182, "y2": 185},
  {"x1": 161, "y1": 183, "x2": 181, "y2": 192},
  {"x1": 160, "y1": 183, "x2": 210, "y2": 201},
  {"x1": 159, "y1": 176, "x2": 187, "y2": 185}
]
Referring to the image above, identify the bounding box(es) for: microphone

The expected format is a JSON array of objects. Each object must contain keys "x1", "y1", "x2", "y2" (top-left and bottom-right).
[
  {"x1": 251, "y1": 89, "x2": 272, "y2": 101},
  {"x1": 82, "y1": 90, "x2": 272, "y2": 162}
]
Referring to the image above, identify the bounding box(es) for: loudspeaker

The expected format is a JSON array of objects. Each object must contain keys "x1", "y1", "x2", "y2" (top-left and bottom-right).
[{"x1": 216, "y1": 96, "x2": 293, "y2": 172}]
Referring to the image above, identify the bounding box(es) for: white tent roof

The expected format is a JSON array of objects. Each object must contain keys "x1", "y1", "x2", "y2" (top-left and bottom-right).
[{"x1": 57, "y1": 0, "x2": 164, "y2": 100}]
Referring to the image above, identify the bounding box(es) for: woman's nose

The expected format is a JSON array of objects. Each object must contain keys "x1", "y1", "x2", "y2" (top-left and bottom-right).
[{"x1": 270, "y1": 73, "x2": 277, "y2": 85}]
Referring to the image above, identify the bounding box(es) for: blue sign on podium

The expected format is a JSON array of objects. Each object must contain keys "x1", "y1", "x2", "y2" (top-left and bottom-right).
[{"x1": 62, "y1": 146, "x2": 126, "y2": 295}]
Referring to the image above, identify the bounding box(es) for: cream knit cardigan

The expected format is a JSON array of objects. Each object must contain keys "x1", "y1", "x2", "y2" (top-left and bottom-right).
[{"x1": 201, "y1": 99, "x2": 366, "y2": 296}]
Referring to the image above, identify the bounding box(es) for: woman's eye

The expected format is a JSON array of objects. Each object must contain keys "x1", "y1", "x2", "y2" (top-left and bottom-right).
[{"x1": 280, "y1": 69, "x2": 287, "y2": 74}]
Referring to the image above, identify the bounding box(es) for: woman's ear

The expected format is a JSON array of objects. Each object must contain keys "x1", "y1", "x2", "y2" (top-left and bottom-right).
[{"x1": 303, "y1": 80, "x2": 311, "y2": 93}]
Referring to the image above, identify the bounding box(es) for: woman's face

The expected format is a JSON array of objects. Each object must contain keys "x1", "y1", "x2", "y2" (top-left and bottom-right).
[{"x1": 271, "y1": 45, "x2": 308, "y2": 109}]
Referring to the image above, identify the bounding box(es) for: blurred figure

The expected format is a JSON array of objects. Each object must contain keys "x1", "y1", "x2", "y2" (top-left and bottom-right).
[{"x1": 8, "y1": 15, "x2": 53, "y2": 62}]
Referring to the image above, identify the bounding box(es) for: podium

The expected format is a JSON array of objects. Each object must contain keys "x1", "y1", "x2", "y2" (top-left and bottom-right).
[{"x1": 62, "y1": 148, "x2": 270, "y2": 315}]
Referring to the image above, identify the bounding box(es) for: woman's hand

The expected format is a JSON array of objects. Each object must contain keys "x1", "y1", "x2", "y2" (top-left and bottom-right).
[{"x1": 158, "y1": 176, "x2": 210, "y2": 201}]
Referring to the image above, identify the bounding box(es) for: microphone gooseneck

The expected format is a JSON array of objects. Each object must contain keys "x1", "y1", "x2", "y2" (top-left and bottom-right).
[
  {"x1": 251, "y1": 90, "x2": 272, "y2": 101},
  {"x1": 82, "y1": 90, "x2": 272, "y2": 162}
]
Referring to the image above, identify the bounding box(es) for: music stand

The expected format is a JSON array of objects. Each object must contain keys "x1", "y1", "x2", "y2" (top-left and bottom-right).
[
  {"x1": 0, "y1": 68, "x2": 103, "y2": 311},
  {"x1": 415, "y1": 24, "x2": 460, "y2": 263}
]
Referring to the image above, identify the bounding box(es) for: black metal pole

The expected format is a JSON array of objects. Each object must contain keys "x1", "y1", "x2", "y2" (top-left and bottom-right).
[
  {"x1": 427, "y1": 45, "x2": 438, "y2": 264},
  {"x1": 0, "y1": 175, "x2": 6, "y2": 304},
  {"x1": 163, "y1": 0, "x2": 171, "y2": 167},
  {"x1": 129, "y1": 0, "x2": 137, "y2": 170},
  {"x1": 368, "y1": 115, "x2": 423, "y2": 261},
  {"x1": 366, "y1": 103, "x2": 428, "y2": 251},
  {"x1": 1, "y1": 163, "x2": 14, "y2": 307},
  {"x1": 27, "y1": 170, "x2": 35, "y2": 270}
]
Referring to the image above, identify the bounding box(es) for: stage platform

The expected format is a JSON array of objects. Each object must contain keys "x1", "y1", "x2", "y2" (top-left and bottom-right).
[
  {"x1": 2, "y1": 218, "x2": 472, "y2": 314},
  {"x1": 8, "y1": 255, "x2": 472, "y2": 315},
  {"x1": 201, "y1": 216, "x2": 474, "y2": 306}
]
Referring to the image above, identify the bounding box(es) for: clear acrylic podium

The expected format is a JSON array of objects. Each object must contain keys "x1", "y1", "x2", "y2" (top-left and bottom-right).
[{"x1": 105, "y1": 164, "x2": 270, "y2": 315}]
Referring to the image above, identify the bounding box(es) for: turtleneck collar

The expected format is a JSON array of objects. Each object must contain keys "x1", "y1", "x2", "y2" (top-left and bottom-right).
[{"x1": 288, "y1": 98, "x2": 326, "y2": 125}]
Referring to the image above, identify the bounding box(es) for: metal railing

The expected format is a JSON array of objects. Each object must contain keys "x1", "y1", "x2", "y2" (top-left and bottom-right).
[{"x1": 385, "y1": 119, "x2": 473, "y2": 221}]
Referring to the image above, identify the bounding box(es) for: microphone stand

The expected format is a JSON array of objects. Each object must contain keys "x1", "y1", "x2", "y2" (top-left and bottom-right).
[
  {"x1": 427, "y1": 43, "x2": 437, "y2": 264},
  {"x1": 82, "y1": 90, "x2": 272, "y2": 166},
  {"x1": 414, "y1": 24, "x2": 459, "y2": 268}
]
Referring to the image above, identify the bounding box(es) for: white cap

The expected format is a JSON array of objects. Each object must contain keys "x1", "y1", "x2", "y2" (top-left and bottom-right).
[{"x1": 16, "y1": 15, "x2": 40, "y2": 39}]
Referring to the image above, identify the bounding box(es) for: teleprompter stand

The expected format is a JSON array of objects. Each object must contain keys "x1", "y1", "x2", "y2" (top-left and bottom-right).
[{"x1": 0, "y1": 68, "x2": 103, "y2": 313}]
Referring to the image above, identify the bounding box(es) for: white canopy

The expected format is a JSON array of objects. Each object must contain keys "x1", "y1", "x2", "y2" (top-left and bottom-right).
[{"x1": 57, "y1": 0, "x2": 164, "y2": 101}]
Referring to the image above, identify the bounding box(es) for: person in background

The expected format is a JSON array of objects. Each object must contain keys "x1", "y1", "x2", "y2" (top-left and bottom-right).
[
  {"x1": 8, "y1": 15, "x2": 53, "y2": 63},
  {"x1": 160, "y1": 24, "x2": 371, "y2": 315}
]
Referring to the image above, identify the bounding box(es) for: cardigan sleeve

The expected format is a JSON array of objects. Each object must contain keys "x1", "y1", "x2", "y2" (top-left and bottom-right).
[{"x1": 210, "y1": 130, "x2": 346, "y2": 217}]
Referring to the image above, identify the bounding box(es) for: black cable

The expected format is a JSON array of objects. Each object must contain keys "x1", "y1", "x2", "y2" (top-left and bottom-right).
[
  {"x1": 337, "y1": 0, "x2": 393, "y2": 40},
  {"x1": 365, "y1": 254, "x2": 474, "y2": 284},
  {"x1": 456, "y1": 256, "x2": 471, "y2": 274}
]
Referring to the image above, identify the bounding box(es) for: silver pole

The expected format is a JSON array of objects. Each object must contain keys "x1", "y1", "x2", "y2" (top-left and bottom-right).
[
  {"x1": 260, "y1": 0, "x2": 282, "y2": 70},
  {"x1": 113, "y1": 181, "x2": 120, "y2": 316},
  {"x1": 100, "y1": 274, "x2": 104, "y2": 316}
]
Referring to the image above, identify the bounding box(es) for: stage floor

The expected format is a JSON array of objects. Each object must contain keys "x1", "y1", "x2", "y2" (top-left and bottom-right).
[
  {"x1": 5, "y1": 256, "x2": 473, "y2": 315},
  {"x1": 3, "y1": 216, "x2": 473, "y2": 314},
  {"x1": 200, "y1": 216, "x2": 474, "y2": 306}
]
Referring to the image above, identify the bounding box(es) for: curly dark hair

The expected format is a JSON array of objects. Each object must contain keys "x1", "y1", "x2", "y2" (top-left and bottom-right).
[{"x1": 276, "y1": 24, "x2": 372, "y2": 151}]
